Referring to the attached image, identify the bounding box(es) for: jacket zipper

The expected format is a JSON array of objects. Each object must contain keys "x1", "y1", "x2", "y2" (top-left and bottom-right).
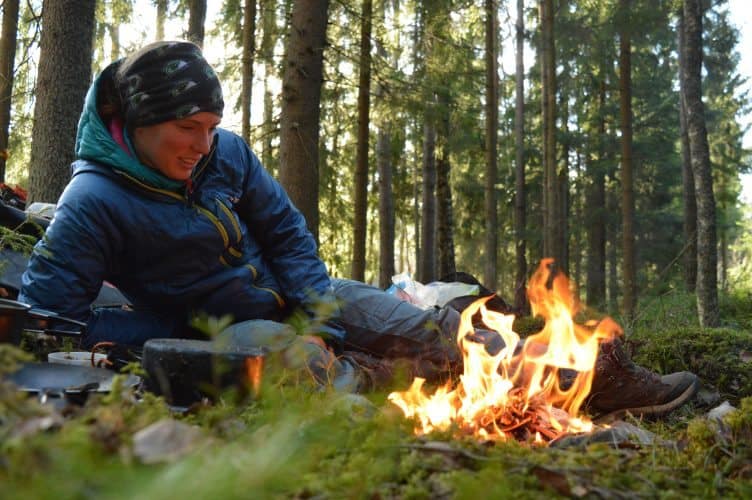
[
  {"x1": 195, "y1": 205, "x2": 230, "y2": 247},
  {"x1": 215, "y1": 197, "x2": 242, "y2": 242},
  {"x1": 115, "y1": 147, "x2": 284, "y2": 309},
  {"x1": 185, "y1": 143, "x2": 216, "y2": 204},
  {"x1": 243, "y1": 264, "x2": 285, "y2": 307},
  {"x1": 256, "y1": 285, "x2": 285, "y2": 308}
]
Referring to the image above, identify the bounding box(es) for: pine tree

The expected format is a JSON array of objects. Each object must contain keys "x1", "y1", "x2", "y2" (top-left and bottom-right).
[
  {"x1": 27, "y1": 0, "x2": 96, "y2": 203},
  {"x1": 683, "y1": 0, "x2": 718, "y2": 326},
  {"x1": 0, "y1": 0, "x2": 19, "y2": 182},
  {"x1": 278, "y1": 0, "x2": 329, "y2": 241}
]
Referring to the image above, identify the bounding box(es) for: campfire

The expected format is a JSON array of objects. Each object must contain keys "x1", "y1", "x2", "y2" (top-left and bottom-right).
[{"x1": 388, "y1": 259, "x2": 620, "y2": 443}]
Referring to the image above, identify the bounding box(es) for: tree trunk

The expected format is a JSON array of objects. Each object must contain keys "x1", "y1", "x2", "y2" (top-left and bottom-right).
[
  {"x1": 187, "y1": 0, "x2": 207, "y2": 47},
  {"x1": 418, "y1": 1, "x2": 437, "y2": 283},
  {"x1": 27, "y1": 0, "x2": 95, "y2": 203},
  {"x1": 436, "y1": 155, "x2": 455, "y2": 278},
  {"x1": 603, "y1": 160, "x2": 618, "y2": 313},
  {"x1": 155, "y1": 0, "x2": 167, "y2": 40},
  {"x1": 412, "y1": 9, "x2": 423, "y2": 278},
  {"x1": 0, "y1": 0, "x2": 19, "y2": 182},
  {"x1": 94, "y1": 4, "x2": 107, "y2": 70},
  {"x1": 436, "y1": 91, "x2": 455, "y2": 279},
  {"x1": 367, "y1": 167, "x2": 378, "y2": 277},
  {"x1": 558, "y1": 60, "x2": 570, "y2": 275},
  {"x1": 540, "y1": 0, "x2": 560, "y2": 266},
  {"x1": 572, "y1": 149, "x2": 582, "y2": 287},
  {"x1": 108, "y1": 0, "x2": 131, "y2": 61},
  {"x1": 278, "y1": 0, "x2": 329, "y2": 242},
  {"x1": 719, "y1": 220, "x2": 727, "y2": 291},
  {"x1": 377, "y1": 126, "x2": 394, "y2": 288},
  {"x1": 586, "y1": 76, "x2": 607, "y2": 308},
  {"x1": 413, "y1": 139, "x2": 421, "y2": 277},
  {"x1": 513, "y1": 0, "x2": 527, "y2": 311},
  {"x1": 376, "y1": 0, "x2": 394, "y2": 289},
  {"x1": 420, "y1": 117, "x2": 437, "y2": 283},
  {"x1": 618, "y1": 0, "x2": 636, "y2": 318},
  {"x1": 351, "y1": 0, "x2": 372, "y2": 281},
  {"x1": 261, "y1": 1, "x2": 276, "y2": 174},
  {"x1": 241, "y1": 0, "x2": 257, "y2": 144},
  {"x1": 484, "y1": 0, "x2": 498, "y2": 290},
  {"x1": 109, "y1": 24, "x2": 120, "y2": 61},
  {"x1": 678, "y1": 9, "x2": 697, "y2": 293},
  {"x1": 683, "y1": 0, "x2": 719, "y2": 326}
]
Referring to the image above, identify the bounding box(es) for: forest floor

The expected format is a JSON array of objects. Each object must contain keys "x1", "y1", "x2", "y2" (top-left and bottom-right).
[{"x1": 1, "y1": 289, "x2": 751, "y2": 499}]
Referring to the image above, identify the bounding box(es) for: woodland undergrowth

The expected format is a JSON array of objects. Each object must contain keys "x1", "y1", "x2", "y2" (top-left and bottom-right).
[{"x1": 0, "y1": 289, "x2": 750, "y2": 499}]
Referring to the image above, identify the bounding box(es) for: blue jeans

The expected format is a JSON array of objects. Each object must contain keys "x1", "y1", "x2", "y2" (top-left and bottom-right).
[{"x1": 332, "y1": 278, "x2": 504, "y2": 367}]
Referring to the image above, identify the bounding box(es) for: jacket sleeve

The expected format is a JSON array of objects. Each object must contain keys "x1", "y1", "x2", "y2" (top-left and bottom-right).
[
  {"x1": 230, "y1": 135, "x2": 345, "y2": 350},
  {"x1": 18, "y1": 173, "x2": 122, "y2": 335}
]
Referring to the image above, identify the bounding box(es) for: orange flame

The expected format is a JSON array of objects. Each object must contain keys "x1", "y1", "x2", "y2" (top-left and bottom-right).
[
  {"x1": 388, "y1": 258, "x2": 619, "y2": 442},
  {"x1": 245, "y1": 356, "x2": 264, "y2": 397}
]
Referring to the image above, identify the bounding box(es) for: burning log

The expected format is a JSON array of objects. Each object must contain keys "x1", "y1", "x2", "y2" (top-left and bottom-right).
[{"x1": 388, "y1": 259, "x2": 619, "y2": 444}]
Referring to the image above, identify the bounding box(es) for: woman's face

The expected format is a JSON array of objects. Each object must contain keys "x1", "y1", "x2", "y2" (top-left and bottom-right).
[{"x1": 132, "y1": 112, "x2": 222, "y2": 181}]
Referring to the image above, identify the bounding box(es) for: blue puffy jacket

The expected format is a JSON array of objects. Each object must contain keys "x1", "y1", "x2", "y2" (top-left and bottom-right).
[{"x1": 19, "y1": 71, "x2": 344, "y2": 348}]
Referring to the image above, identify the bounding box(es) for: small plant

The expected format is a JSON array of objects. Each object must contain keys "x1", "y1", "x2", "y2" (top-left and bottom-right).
[
  {"x1": 0, "y1": 225, "x2": 37, "y2": 255},
  {"x1": 62, "y1": 336, "x2": 74, "y2": 355},
  {"x1": 190, "y1": 312, "x2": 235, "y2": 338}
]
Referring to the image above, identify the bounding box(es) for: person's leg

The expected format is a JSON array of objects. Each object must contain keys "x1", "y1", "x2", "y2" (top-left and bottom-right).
[
  {"x1": 331, "y1": 279, "x2": 505, "y2": 383},
  {"x1": 217, "y1": 319, "x2": 362, "y2": 392},
  {"x1": 332, "y1": 278, "x2": 462, "y2": 362}
]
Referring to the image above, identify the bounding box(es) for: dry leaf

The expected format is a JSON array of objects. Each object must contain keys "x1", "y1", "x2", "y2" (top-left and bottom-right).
[
  {"x1": 532, "y1": 465, "x2": 571, "y2": 496},
  {"x1": 13, "y1": 414, "x2": 63, "y2": 439}
]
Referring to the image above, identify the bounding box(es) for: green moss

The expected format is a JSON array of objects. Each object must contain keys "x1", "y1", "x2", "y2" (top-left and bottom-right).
[
  {"x1": 512, "y1": 315, "x2": 545, "y2": 337},
  {"x1": 2, "y1": 290, "x2": 752, "y2": 498},
  {"x1": 629, "y1": 326, "x2": 752, "y2": 401}
]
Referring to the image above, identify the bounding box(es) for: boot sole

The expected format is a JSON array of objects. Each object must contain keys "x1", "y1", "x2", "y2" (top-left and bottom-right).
[{"x1": 593, "y1": 376, "x2": 700, "y2": 423}]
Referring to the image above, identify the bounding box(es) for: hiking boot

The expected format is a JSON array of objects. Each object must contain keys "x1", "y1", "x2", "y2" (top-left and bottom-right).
[
  {"x1": 343, "y1": 350, "x2": 396, "y2": 390},
  {"x1": 585, "y1": 339, "x2": 699, "y2": 419}
]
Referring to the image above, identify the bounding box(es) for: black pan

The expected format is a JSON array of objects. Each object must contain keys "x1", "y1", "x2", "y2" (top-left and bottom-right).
[
  {"x1": 6, "y1": 362, "x2": 140, "y2": 394},
  {"x1": 0, "y1": 298, "x2": 86, "y2": 344}
]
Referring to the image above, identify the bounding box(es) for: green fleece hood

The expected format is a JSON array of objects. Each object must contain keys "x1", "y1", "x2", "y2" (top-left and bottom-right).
[{"x1": 75, "y1": 72, "x2": 186, "y2": 192}]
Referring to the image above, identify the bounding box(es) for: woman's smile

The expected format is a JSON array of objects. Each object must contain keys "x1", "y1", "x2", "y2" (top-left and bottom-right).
[{"x1": 132, "y1": 112, "x2": 221, "y2": 181}]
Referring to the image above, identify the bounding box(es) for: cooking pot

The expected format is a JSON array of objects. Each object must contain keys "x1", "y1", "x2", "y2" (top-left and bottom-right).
[
  {"x1": 0, "y1": 298, "x2": 86, "y2": 344},
  {"x1": 142, "y1": 338, "x2": 264, "y2": 407}
]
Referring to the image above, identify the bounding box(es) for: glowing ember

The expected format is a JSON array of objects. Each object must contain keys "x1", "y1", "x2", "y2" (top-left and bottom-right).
[{"x1": 388, "y1": 258, "x2": 619, "y2": 443}]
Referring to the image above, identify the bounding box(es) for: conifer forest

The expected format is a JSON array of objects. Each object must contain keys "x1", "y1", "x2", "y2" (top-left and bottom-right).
[{"x1": 0, "y1": 0, "x2": 749, "y2": 318}]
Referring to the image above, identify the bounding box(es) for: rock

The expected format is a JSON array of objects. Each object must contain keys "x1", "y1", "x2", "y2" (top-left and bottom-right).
[
  {"x1": 695, "y1": 386, "x2": 721, "y2": 407},
  {"x1": 132, "y1": 418, "x2": 205, "y2": 464},
  {"x1": 707, "y1": 401, "x2": 736, "y2": 421},
  {"x1": 330, "y1": 393, "x2": 377, "y2": 419},
  {"x1": 550, "y1": 420, "x2": 661, "y2": 449}
]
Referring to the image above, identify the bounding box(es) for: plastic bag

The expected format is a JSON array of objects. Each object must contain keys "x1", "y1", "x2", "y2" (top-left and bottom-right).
[{"x1": 386, "y1": 272, "x2": 479, "y2": 309}]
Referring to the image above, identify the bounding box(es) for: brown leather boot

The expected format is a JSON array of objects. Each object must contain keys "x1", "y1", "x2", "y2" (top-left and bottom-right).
[{"x1": 585, "y1": 338, "x2": 699, "y2": 419}]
